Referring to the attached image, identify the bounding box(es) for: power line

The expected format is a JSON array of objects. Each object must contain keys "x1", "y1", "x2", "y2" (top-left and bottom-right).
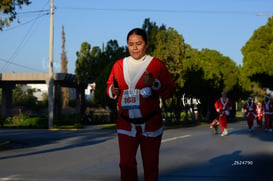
[
  {"x1": 17, "y1": 9, "x2": 50, "y2": 15},
  {"x1": 1, "y1": 1, "x2": 50, "y2": 72},
  {"x1": 57, "y1": 6, "x2": 264, "y2": 15},
  {"x1": 3, "y1": 12, "x2": 49, "y2": 31},
  {"x1": 1, "y1": 13, "x2": 49, "y2": 72},
  {"x1": 0, "y1": 58, "x2": 45, "y2": 72}
]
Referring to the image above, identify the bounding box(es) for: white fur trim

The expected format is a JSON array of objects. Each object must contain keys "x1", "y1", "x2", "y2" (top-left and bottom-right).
[
  {"x1": 142, "y1": 126, "x2": 164, "y2": 137},
  {"x1": 117, "y1": 123, "x2": 163, "y2": 138},
  {"x1": 123, "y1": 55, "x2": 153, "y2": 90}
]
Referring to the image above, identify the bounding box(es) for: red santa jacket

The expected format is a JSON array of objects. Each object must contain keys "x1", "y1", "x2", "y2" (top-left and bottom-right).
[
  {"x1": 107, "y1": 55, "x2": 175, "y2": 137},
  {"x1": 214, "y1": 97, "x2": 233, "y2": 117},
  {"x1": 261, "y1": 99, "x2": 273, "y2": 116},
  {"x1": 243, "y1": 101, "x2": 257, "y2": 117}
]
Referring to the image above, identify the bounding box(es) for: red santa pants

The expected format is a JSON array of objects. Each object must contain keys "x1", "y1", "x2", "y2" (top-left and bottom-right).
[
  {"x1": 246, "y1": 113, "x2": 255, "y2": 129},
  {"x1": 118, "y1": 127, "x2": 162, "y2": 181},
  {"x1": 218, "y1": 114, "x2": 228, "y2": 132},
  {"x1": 263, "y1": 114, "x2": 273, "y2": 129},
  {"x1": 257, "y1": 114, "x2": 262, "y2": 126}
]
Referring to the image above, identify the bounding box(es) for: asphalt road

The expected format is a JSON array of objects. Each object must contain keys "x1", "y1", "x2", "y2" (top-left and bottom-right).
[{"x1": 0, "y1": 120, "x2": 273, "y2": 181}]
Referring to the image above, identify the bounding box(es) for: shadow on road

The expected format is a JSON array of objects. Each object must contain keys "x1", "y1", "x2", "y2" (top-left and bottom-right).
[
  {"x1": 159, "y1": 150, "x2": 273, "y2": 181},
  {"x1": 0, "y1": 126, "x2": 116, "y2": 160},
  {"x1": 229, "y1": 126, "x2": 273, "y2": 142}
]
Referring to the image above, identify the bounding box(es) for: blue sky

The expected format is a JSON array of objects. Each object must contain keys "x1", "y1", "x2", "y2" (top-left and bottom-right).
[{"x1": 0, "y1": 0, "x2": 272, "y2": 74}]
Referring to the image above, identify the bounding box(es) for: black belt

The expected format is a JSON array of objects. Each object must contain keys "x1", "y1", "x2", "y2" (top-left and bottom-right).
[{"x1": 121, "y1": 110, "x2": 158, "y2": 124}]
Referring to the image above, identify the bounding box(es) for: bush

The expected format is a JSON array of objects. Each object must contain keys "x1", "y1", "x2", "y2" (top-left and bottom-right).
[{"x1": 3, "y1": 113, "x2": 47, "y2": 128}]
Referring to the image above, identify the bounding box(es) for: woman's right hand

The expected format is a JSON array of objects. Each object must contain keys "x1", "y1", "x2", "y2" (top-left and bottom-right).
[
  {"x1": 142, "y1": 71, "x2": 154, "y2": 87},
  {"x1": 111, "y1": 86, "x2": 121, "y2": 97}
]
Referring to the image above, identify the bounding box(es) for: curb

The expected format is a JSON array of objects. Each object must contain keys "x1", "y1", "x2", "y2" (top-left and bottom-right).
[{"x1": 0, "y1": 140, "x2": 10, "y2": 149}]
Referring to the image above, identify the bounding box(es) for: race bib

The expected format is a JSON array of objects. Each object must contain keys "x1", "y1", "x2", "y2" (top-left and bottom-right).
[{"x1": 121, "y1": 89, "x2": 140, "y2": 110}]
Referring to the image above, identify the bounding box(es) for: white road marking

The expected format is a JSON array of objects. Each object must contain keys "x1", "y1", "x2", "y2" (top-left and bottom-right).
[
  {"x1": 162, "y1": 134, "x2": 191, "y2": 143},
  {"x1": 0, "y1": 175, "x2": 20, "y2": 181}
]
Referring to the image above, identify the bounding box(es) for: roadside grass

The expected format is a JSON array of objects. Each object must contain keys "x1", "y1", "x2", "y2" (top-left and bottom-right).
[{"x1": 99, "y1": 123, "x2": 116, "y2": 129}]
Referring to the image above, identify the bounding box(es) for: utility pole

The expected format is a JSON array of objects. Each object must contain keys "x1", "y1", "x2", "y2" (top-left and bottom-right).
[{"x1": 48, "y1": 0, "x2": 54, "y2": 129}]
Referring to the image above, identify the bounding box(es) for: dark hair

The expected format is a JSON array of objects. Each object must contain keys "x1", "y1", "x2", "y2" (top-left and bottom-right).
[{"x1": 127, "y1": 28, "x2": 148, "y2": 44}]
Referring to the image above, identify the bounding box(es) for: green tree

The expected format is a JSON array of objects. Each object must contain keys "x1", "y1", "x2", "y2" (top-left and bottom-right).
[
  {"x1": 238, "y1": 65, "x2": 264, "y2": 100},
  {"x1": 152, "y1": 27, "x2": 185, "y2": 78},
  {"x1": 74, "y1": 39, "x2": 128, "y2": 122},
  {"x1": 0, "y1": 0, "x2": 31, "y2": 30},
  {"x1": 94, "y1": 40, "x2": 128, "y2": 106},
  {"x1": 143, "y1": 18, "x2": 162, "y2": 54},
  {"x1": 12, "y1": 84, "x2": 38, "y2": 108},
  {"x1": 177, "y1": 46, "x2": 241, "y2": 120},
  {"x1": 75, "y1": 39, "x2": 128, "y2": 106},
  {"x1": 142, "y1": 18, "x2": 186, "y2": 122},
  {"x1": 75, "y1": 42, "x2": 93, "y2": 83},
  {"x1": 241, "y1": 16, "x2": 273, "y2": 90}
]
